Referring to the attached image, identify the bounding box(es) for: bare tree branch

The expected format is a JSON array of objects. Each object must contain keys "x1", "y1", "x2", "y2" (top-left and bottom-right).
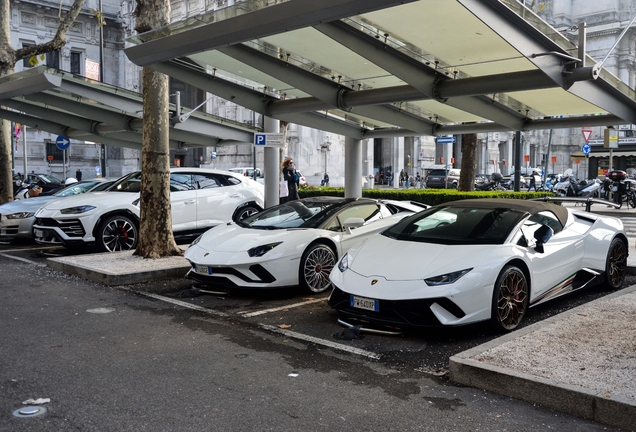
[{"x1": 13, "y1": 0, "x2": 86, "y2": 63}]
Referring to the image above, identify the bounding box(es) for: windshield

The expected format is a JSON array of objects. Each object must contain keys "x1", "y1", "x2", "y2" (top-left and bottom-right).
[
  {"x1": 36, "y1": 174, "x2": 62, "y2": 184},
  {"x1": 110, "y1": 172, "x2": 142, "y2": 192},
  {"x1": 55, "y1": 180, "x2": 113, "y2": 197},
  {"x1": 382, "y1": 206, "x2": 526, "y2": 245},
  {"x1": 239, "y1": 200, "x2": 341, "y2": 229}
]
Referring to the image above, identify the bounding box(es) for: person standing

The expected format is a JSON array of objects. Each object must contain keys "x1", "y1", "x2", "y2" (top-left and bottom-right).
[
  {"x1": 321, "y1": 172, "x2": 330, "y2": 186},
  {"x1": 281, "y1": 157, "x2": 299, "y2": 203},
  {"x1": 527, "y1": 170, "x2": 539, "y2": 192},
  {"x1": 75, "y1": 168, "x2": 82, "y2": 181}
]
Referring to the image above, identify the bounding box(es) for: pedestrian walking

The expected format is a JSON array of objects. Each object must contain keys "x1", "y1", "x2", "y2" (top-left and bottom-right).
[
  {"x1": 76, "y1": 168, "x2": 82, "y2": 181},
  {"x1": 280, "y1": 157, "x2": 300, "y2": 203}
]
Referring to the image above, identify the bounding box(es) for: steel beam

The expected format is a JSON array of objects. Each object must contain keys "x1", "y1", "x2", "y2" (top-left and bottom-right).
[
  {"x1": 219, "y1": 44, "x2": 437, "y2": 134},
  {"x1": 315, "y1": 21, "x2": 527, "y2": 130},
  {"x1": 363, "y1": 114, "x2": 623, "y2": 138},
  {"x1": 152, "y1": 60, "x2": 365, "y2": 138},
  {"x1": 0, "y1": 72, "x2": 61, "y2": 100},
  {"x1": 458, "y1": 0, "x2": 636, "y2": 124},
  {"x1": 125, "y1": 0, "x2": 418, "y2": 67}
]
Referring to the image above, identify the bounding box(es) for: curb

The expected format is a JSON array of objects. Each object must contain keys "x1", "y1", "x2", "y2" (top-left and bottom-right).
[
  {"x1": 449, "y1": 285, "x2": 636, "y2": 432},
  {"x1": 46, "y1": 250, "x2": 190, "y2": 286}
]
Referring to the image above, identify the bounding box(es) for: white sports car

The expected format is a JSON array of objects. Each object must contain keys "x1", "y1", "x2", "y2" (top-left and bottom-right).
[
  {"x1": 329, "y1": 198, "x2": 628, "y2": 332},
  {"x1": 32, "y1": 168, "x2": 264, "y2": 252},
  {"x1": 184, "y1": 197, "x2": 427, "y2": 293}
]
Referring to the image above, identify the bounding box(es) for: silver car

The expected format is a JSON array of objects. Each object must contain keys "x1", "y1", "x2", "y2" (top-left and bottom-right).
[{"x1": 0, "y1": 179, "x2": 115, "y2": 242}]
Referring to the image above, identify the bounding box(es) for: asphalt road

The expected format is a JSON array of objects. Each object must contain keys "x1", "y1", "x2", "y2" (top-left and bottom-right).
[{"x1": 0, "y1": 242, "x2": 627, "y2": 431}]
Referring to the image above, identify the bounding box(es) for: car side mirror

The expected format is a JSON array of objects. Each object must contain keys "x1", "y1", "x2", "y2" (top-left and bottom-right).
[
  {"x1": 342, "y1": 217, "x2": 365, "y2": 234},
  {"x1": 533, "y1": 225, "x2": 554, "y2": 253}
]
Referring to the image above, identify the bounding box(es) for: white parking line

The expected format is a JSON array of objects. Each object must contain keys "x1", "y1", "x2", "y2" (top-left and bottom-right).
[
  {"x1": 118, "y1": 289, "x2": 381, "y2": 360},
  {"x1": 0, "y1": 245, "x2": 60, "y2": 253},
  {"x1": 0, "y1": 253, "x2": 47, "y2": 267},
  {"x1": 237, "y1": 298, "x2": 326, "y2": 317},
  {"x1": 120, "y1": 288, "x2": 230, "y2": 317},
  {"x1": 259, "y1": 324, "x2": 381, "y2": 360}
]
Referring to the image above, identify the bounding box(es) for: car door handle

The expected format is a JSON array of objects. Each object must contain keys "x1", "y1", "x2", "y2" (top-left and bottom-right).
[
  {"x1": 229, "y1": 194, "x2": 240, "y2": 198},
  {"x1": 185, "y1": 200, "x2": 196, "y2": 204}
]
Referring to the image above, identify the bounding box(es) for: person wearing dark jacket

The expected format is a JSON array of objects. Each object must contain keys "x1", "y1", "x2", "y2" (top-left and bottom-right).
[{"x1": 281, "y1": 157, "x2": 300, "y2": 203}]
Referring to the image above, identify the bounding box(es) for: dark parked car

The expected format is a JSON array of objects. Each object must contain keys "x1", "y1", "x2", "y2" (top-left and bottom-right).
[
  {"x1": 14, "y1": 173, "x2": 63, "y2": 195},
  {"x1": 425, "y1": 169, "x2": 460, "y2": 189}
]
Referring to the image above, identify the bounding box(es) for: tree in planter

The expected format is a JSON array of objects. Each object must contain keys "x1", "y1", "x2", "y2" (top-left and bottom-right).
[
  {"x1": 0, "y1": 0, "x2": 86, "y2": 204},
  {"x1": 132, "y1": 0, "x2": 182, "y2": 259}
]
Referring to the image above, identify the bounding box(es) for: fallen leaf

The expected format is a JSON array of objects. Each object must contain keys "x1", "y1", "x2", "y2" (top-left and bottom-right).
[{"x1": 278, "y1": 324, "x2": 292, "y2": 329}]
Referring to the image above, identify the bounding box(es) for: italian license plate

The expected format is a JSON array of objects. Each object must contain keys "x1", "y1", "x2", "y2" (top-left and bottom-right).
[
  {"x1": 350, "y1": 295, "x2": 379, "y2": 312},
  {"x1": 196, "y1": 264, "x2": 213, "y2": 275},
  {"x1": 34, "y1": 229, "x2": 44, "y2": 238}
]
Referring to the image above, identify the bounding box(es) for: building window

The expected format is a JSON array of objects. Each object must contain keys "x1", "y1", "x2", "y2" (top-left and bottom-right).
[
  {"x1": 46, "y1": 141, "x2": 64, "y2": 162},
  {"x1": 22, "y1": 44, "x2": 34, "y2": 68},
  {"x1": 70, "y1": 52, "x2": 81, "y2": 74},
  {"x1": 46, "y1": 51, "x2": 60, "y2": 69}
]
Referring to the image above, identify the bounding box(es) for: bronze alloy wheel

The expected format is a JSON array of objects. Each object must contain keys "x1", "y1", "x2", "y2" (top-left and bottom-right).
[
  {"x1": 606, "y1": 238, "x2": 627, "y2": 290},
  {"x1": 493, "y1": 266, "x2": 528, "y2": 332},
  {"x1": 300, "y1": 244, "x2": 336, "y2": 293}
]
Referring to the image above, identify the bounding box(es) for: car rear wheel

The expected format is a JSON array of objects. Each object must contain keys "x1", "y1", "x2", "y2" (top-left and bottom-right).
[
  {"x1": 492, "y1": 265, "x2": 528, "y2": 332},
  {"x1": 234, "y1": 205, "x2": 259, "y2": 222},
  {"x1": 96, "y1": 215, "x2": 138, "y2": 252},
  {"x1": 299, "y1": 243, "x2": 336, "y2": 293},
  {"x1": 605, "y1": 237, "x2": 627, "y2": 290}
]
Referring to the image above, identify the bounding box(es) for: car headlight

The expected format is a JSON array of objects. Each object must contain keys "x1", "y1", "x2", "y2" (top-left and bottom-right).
[
  {"x1": 60, "y1": 205, "x2": 96, "y2": 215},
  {"x1": 424, "y1": 268, "x2": 472, "y2": 286},
  {"x1": 337, "y1": 253, "x2": 349, "y2": 272},
  {"x1": 190, "y1": 234, "x2": 203, "y2": 246},
  {"x1": 132, "y1": 198, "x2": 140, "y2": 207},
  {"x1": 5, "y1": 212, "x2": 35, "y2": 219},
  {"x1": 247, "y1": 242, "x2": 282, "y2": 257}
]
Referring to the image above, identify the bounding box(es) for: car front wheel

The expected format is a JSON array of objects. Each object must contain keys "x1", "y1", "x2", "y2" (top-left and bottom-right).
[
  {"x1": 605, "y1": 237, "x2": 627, "y2": 290},
  {"x1": 299, "y1": 243, "x2": 336, "y2": 293},
  {"x1": 492, "y1": 265, "x2": 528, "y2": 332},
  {"x1": 234, "y1": 205, "x2": 259, "y2": 222},
  {"x1": 96, "y1": 215, "x2": 138, "y2": 252}
]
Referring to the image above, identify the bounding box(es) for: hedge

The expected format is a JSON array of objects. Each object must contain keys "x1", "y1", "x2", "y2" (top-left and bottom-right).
[{"x1": 298, "y1": 186, "x2": 557, "y2": 206}]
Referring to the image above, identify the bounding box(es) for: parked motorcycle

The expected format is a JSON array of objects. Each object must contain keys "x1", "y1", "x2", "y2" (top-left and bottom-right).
[
  {"x1": 607, "y1": 170, "x2": 636, "y2": 208},
  {"x1": 475, "y1": 173, "x2": 505, "y2": 191}
]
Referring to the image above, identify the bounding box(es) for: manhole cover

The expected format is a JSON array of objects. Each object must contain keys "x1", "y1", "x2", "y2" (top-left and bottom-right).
[{"x1": 13, "y1": 406, "x2": 47, "y2": 418}]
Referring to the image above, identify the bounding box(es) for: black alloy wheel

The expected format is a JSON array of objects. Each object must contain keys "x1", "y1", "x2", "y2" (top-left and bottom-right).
[
  {"x1": 96, "y1": 215, "x2": 138, "y2": 252},
  {"x1": 605, "y1": 237, "x2": 627, "y2": 290},
  {"x1": 234, "y1": 205, "x2": 260, "y2": 222}
]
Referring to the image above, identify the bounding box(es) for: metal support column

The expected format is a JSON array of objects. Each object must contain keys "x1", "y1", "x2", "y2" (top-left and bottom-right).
[
  {"x1": 263, "y1": 117, "x2": 280, "y2": 208},
  {"x1": 514, "y1": 131, "x2": 522, "y2": 192},
  {"x1": 344, "y1": 136, "x2": 362, "y2": 198}
]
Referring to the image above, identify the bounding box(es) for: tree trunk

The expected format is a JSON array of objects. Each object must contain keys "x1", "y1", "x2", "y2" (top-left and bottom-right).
[
  {"x1": 0, "y1": 0, "x2": 13, "y2": 204},
  {"x1": 133, "y1": 0, "x2": 180, "y2": 259},
  {"x1": 458, "y1": 133, "x2": 477, "y2": 192}
]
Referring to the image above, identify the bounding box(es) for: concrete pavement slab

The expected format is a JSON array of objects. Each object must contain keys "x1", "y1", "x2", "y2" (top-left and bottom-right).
[{"x1": 449, "y1": 285, "x2": 636, "y2": 432}]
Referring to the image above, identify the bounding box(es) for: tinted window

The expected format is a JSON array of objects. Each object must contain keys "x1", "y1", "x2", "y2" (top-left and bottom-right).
[
  {"x1": 241, "y1": 200, "x2": 336, "y2": 229},
  {"x1": 383, "y1": 206, "x2": 525, "y2": 245}
]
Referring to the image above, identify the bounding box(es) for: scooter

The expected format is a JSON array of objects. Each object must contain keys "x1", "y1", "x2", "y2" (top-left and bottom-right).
[{"x1": 565, "y1": 178, "x2": 601, "y2": 198}]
